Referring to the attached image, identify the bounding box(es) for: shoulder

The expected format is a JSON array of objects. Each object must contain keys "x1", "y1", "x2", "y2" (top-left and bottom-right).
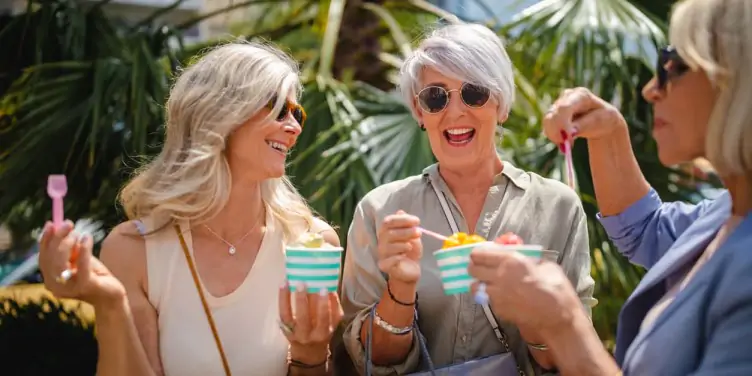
[
  {"x1": 704, "y1": 225, "x2": 752, "y2": 317},
  {"x1": 100, "y1": 220, "x2": 148, "y2": 288},
  {"x1": 714, "y1": 225, "x2": 752, "y2": 288},
  {"x1": 507, "y1": 163, "x2": 583, "y2": 216},
  {"x1": 357, "y1": 174, "x2": 425, "y2": 213},
  {"x1": 526, "y1": 172, "x2": 580, "y2": 205}
]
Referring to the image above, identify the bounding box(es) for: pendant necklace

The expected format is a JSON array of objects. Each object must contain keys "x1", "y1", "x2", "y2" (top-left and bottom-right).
[{"x1": 203, "y1": 217, "x2": 261, "y2": 256}]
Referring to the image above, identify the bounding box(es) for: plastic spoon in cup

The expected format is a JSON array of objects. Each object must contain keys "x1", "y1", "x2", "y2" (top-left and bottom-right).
[{"x1": 47, "y1": 175, "x2": 75, "y2": 283}]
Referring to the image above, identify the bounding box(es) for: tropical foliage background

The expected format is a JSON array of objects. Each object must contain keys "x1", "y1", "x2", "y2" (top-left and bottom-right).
[{"x1": 1, "y1": 0, "x2": 714, "y2": 371}]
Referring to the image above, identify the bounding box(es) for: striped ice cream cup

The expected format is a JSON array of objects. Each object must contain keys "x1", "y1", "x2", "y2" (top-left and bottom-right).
[
  {"x1": 285, "y1": 246, "x2": 344, "y2": 293},
  {"x1": 434, "y1": 241, "x2": 544, "y2": 296}
]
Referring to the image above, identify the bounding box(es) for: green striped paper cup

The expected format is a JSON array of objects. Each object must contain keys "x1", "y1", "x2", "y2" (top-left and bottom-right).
[
  {"x1": 434, "y1": 241, "x2": 544, "y2": 296},
  {"x1": 285, "y1": 246, "x2": 344, "y2": 293}
]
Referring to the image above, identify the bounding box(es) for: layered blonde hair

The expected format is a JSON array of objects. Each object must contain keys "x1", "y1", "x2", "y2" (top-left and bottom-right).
[
  {"x1": 119, "y1": 41, "x2": 314, "y2": 241},
  {"x1": 670, "y1": 0, "x2": 752, "y2": 178}
]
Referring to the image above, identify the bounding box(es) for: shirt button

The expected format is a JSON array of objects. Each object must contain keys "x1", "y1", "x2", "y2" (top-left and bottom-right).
[{"x1": 461, "y1": 335, "x2": 467, "y2": 343}]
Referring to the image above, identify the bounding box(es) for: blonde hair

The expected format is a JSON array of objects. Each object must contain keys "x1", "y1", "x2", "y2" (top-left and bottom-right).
[
  {"x1": 399, "y1": 23, "x2": 516, "y2": 121},
  {"x1": 119, "y1": 41, "x2": 314, "y2": 241},
  {"x1": 670, "y1": 0, "x2": 752, "y2": 178}
]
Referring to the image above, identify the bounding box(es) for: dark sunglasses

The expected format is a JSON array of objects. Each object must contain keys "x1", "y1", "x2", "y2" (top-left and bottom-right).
[
  {"x1": 416, "y1": 83, "x2": 491, "y2": 114},
  {"x1": 267, "y1": 95, "x2": 306, "y2": 127},
  {"x1": 657, "y1": 46, "x2": 690, "y2": 90}
]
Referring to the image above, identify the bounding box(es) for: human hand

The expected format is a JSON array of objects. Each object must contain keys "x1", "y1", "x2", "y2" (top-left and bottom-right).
[
  {"x1": 468, "y1": 244, "x2": 583, "y2": 336},
  {"x1": 39, "y1": 221, "x2": 127, "y2": 308},
  {"x1": 376, "y1": 210, "x2": 422, "y2": 284},
  {"x1": 543, "y1": 87, "x2": 628, "y2": 144},
  {"x1": 278, "y1": 283, "x2": 344, "y2": 366}
]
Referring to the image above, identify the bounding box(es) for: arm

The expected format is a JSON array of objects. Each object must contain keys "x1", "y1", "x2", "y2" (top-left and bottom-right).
[
  {"x1": 588, "y1": 125, "x2": 652, "y2": 217},
  {"x1": 590, "y1": 127, "x2": 721, "y2": 269},
  {"x1": 541, "y1": 313, "x2": 620, "y2": 376},
  {"x1": 598, "y1": 189, "x2": 718, "y2": 269},
  {"x1": 97, "y1": 223, "x2": 163, "y2": 376},
  {"x1": 340, "y1": 202, "x2": 422, "y2": 375}
]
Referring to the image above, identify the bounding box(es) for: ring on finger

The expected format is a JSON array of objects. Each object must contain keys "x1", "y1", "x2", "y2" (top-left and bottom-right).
[{"x1": 278, "y1": 320, "x2": 296, "y2": 336}]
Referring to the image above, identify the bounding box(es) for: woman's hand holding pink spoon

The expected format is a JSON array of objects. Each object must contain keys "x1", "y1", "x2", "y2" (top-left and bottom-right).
[{"x1": 47, "y1": 175, "x2": 76, "y2": 283}]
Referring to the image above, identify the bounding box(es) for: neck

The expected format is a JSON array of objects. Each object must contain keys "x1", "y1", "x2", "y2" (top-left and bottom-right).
[
  {"x1": 439, "y1": 154, "x2": 503, "y2": 195},
  {"x1": 202, "y1": 174, "x2": 266, "y2": 239},
  {"x1": 723, "y1": 174, "x2": 752, "y2": 217}
]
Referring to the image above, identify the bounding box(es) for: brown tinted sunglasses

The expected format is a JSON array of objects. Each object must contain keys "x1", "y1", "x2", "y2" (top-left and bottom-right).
[
  {"x1": 657, "y1": 46, "x2": 690, "y2": 90},
  {"x1": 267, "y1": 95, "x2": 306, "y2": 127}
]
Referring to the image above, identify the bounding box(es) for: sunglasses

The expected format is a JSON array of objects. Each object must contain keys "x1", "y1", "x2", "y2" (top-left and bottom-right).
[
  {"x1": 416, "y1": 83, "x2": 491, "y2": 114},
  {"x1": 657, "y1": 46, "x2": 690, "y2": 90},
  {"x1": 267, "y1": 95, "x2": 306, "y2": 127}
]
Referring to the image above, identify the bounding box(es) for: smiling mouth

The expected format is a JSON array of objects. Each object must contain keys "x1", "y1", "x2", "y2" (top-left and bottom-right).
[
  {"x1": 443, "y1": 128, "x2": 476, "y2": 146},
  {"x1": 266, "y1": 140, "x2": 289, "y2": 155}
]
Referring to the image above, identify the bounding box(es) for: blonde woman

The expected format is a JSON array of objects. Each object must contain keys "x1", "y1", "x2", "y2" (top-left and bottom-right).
[
  {"x1": 37, "y1": 42, "x2": 343, "y2": 376},
  {"x1": 468, "y1": 0, "x2": 752, "y2": 375}
]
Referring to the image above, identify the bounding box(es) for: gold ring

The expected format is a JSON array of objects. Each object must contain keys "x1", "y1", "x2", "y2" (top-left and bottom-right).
[{"x1": 278, "y1": 320, "x2": 295, "y2": 335}]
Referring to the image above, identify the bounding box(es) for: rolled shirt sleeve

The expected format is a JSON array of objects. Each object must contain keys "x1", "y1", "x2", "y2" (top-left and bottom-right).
[
  {"x1": 597, "y1": 188, "x2": 720, "y2": 269},
  {"x1": 340, "y1": 200, "x2": 422, "y2": 375}
]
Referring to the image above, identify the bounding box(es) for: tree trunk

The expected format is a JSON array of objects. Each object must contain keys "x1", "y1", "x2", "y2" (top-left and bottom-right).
[{"x1": 332, "y1": 0, "x2": 392, "y2": 91}]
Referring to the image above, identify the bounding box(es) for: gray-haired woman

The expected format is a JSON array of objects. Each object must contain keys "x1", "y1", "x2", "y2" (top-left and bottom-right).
[{"x1": 339, "y1": 23, "x2": 596, "y2": 375}]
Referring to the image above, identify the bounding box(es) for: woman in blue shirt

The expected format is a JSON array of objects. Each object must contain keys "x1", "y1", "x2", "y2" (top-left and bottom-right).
[{"x1": 466, "y1": 0, "x2": 752, "y2": 375}]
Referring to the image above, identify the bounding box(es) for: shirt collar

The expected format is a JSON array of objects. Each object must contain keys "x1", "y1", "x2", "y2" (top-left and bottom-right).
[{"x1": 421, "y1": 159, "x2": 530, "y2": 190}]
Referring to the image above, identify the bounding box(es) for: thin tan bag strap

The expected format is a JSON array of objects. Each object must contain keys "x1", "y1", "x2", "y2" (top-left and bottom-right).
[{"x1": 174, "y1": 224, "x2": 232, "y2": 376}]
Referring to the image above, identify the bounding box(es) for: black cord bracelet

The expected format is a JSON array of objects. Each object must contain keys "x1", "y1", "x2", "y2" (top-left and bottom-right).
[
  {"x1": 289, "y1": 358, "x2": 328, "y2": 369},
  {"x1": 387, "y1": 280, "x2": 417, "y2": 306}
]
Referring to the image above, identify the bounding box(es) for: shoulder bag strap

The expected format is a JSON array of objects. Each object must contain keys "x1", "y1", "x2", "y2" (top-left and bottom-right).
[
  {"x1": 174, "y1": 224, "x2": 233, "y2": 376},
  {"x1": 428, "y1": 179, "x2": 525, "y2": 376}
]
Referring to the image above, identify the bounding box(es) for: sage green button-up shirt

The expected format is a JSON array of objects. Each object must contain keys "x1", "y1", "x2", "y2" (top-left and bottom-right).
[{"x1": 341, "y1": 161, "x2": 597, "y2": 375}]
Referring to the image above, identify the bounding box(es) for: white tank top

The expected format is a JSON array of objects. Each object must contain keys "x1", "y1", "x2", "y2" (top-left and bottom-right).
[{"x1": 139, "y1": 215, "x2": 289, "y2": 376}]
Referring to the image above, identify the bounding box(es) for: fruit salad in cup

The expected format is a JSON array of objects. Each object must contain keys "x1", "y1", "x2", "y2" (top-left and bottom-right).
[{"x1": 441, "y1": 232, "x2": 486, "y2": 248}]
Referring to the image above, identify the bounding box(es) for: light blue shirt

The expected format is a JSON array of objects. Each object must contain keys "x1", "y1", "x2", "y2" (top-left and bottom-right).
[{"x1": 598, "y1": 188, "x2": 752, "y2": 375}]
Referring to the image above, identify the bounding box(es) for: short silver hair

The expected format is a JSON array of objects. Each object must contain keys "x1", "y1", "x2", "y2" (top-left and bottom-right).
[{"x1": 399, "y1": 23, "x2": 516, "y2": 121}]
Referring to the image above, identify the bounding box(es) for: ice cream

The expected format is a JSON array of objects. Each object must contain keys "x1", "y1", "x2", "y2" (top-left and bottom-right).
[{"x1": 288, "y1": 232, "x2": 337, "y2": 249}]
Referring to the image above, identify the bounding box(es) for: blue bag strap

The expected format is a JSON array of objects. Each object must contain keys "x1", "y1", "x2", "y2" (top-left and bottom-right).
[{"x1": 364, "y1": 303, "x2": 436, "y2": 376}]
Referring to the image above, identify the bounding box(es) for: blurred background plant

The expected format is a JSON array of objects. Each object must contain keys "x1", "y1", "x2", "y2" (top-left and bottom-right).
[{"x1": 0, "y1": 0, "x2": 715, "y2": 369}]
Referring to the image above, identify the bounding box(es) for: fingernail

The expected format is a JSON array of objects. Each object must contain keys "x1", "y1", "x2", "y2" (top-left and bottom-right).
[
  {"x1": 319, "y1": 288, "x2": 328, "y2": 297},
  {"x1": 280, "y1": 280, "x2": 288, "y2": 290},
  {"x1": 296, "y1": 283, "x2": 306, "y2": 293}
]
